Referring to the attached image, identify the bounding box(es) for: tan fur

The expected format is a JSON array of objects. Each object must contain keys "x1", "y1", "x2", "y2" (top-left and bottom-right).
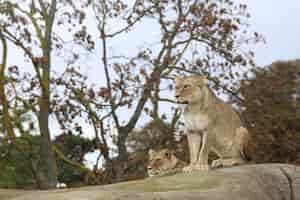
[
  {"x1": 175, "y1": 75, "x2": 252, "y2": 172},
  {"x1": 147, "y1": 149, "x2": 186, "y2": 176}
]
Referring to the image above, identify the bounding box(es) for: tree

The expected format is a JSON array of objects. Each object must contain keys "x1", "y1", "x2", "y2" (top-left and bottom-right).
[
  {"x1": 51, "y1": 67, "x2": 114, "y2": 182},
  {"x1": 233, "y1": 60, "x2": 300, "y2": 164},
  {"x1": 89, "y1": 0, "x2": 259, "y2": 181},
  {"x1": 0, "y1": 0, "x2": 58, "y2": 189},
  {"x1": 0, "y1": 0, "x2": 89, "y2": 189}
]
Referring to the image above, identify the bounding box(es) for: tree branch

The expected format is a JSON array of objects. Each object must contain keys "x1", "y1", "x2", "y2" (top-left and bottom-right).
[
  {"x1": 1, "y1": 30, "x2": 42, "y2": 83},
  {"x1": 99, "y1": 7, "x2": 121, "y2": 128},
  {"x1": 0, "y1": 32, "x2": 16, "y2": 141}
]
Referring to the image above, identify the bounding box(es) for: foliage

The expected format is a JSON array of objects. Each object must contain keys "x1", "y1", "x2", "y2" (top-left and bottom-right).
[
  {"x1": 54, "y1": 133, "x2": 96, "y2": 186},
  {"x1": 0, "y1": 135, "x2": 40, "y2": 189},
  {"x1": 127, "y1": 119, "x2": 176, "y2": 152},
  {"x1": 234, "y1": 60, "x2": 300, "y2": 164},
  {"x1": 0, "y1": 133, "x2": 101, "y2": 189}
]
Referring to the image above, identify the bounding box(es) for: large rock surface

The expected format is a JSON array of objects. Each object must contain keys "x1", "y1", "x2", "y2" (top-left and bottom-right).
[{"x1": 1, "y1": 164, "x2": 300, "y2": 200}]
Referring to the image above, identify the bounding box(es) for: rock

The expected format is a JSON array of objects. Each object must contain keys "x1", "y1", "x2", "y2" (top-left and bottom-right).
[{"x1": 1, "y1": 164, "x2": 300, "y2": 200}]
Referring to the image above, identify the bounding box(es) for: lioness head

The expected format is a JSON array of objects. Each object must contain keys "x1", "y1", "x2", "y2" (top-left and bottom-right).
[
  {"x1": 147, "y1": 149, "x2": 180, "y2": 177},
  {"x1": 175, "y1": 75, "x2": 208, "y2": 104}
]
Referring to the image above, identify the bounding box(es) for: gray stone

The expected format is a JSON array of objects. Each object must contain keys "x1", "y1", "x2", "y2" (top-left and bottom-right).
[{"x1": 1, "y1": 164, "x2": 300, "y2": 200}]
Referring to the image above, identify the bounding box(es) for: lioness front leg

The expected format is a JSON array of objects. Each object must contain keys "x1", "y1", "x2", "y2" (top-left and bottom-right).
[
  {"x1": 195, "y1": 131, "x2": 211, "y2": 171},
  {"x1": 183, "y1": 131, "x2": 201, "y2": 172}
]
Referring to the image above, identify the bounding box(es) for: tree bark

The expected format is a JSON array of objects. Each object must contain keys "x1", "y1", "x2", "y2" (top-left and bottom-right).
[
  {"x1": 114, "y1": 129, "x2": 128, "y2": 182},
  {"x1": 0, "y1": 32, "x2": 16, "y2": 141},
  {"x1": 38, "y1": 76, "x2": 58, "y2": 189},
  {"x1": 36, "y1": 0, "x2": 58, "y2": 189}
]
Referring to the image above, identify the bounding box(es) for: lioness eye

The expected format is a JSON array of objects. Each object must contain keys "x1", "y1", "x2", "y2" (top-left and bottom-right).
[{"x1": 183, "y1": 84, "x2": 190, "y2": 89}]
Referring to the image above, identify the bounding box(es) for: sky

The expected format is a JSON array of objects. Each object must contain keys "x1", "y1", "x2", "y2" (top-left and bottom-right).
[
  {"x1": 247, "y1": 0, "x2": 300, "y2": 66},
  {"x1": 3, "y1": 2, "x2": 300, "y2": 89},
  {"x1": 1, "y1": 0, "x2": 300, "y2": 169}
]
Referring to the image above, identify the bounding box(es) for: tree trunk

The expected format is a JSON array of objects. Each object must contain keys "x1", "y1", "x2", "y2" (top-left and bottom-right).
[
  {"x1": 114, "y1": 130, "x2": 128, "y2": 182},
  {"x1": 0, "y1": 33, "x2": 16, "y2": 141},
  {"x1": 38, "y1": 72, "x2": 58, "y2": 189},
  {"x1": 36, "y1": 0, "x2": 58, "y2": 189}
]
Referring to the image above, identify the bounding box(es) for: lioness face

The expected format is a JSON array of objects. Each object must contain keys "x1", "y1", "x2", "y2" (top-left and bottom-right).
[
  {"x1": 175, "y1": 75, "x2": 207, "y2": 104},
  {"x1": 147, "y1": 149, "x2": 178, "y2": 176}
]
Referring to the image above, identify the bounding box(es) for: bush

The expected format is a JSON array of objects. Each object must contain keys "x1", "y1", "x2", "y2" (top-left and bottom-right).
[
  {"x1": 234, "y1": 60, "x2": 300, "y2": 164},
  {"x1": 0, "y1": 135, "x2": 40, "y2": 189}
]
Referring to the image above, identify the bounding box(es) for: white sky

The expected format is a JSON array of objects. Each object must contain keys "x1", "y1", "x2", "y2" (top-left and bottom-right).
[{"x1": 247, "y1": 0, "x2": 300, "y2": 65}]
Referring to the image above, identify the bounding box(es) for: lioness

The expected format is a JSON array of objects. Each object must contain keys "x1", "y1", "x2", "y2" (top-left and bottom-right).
[
  {"x1": 147, "y1": 149, "x2": 186, "y2": 177},
  {"x1": 175, "y1": 75, "x2": 252, "y2": 172}
]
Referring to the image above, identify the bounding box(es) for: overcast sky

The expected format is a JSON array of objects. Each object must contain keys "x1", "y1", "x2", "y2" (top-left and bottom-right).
[
  {"x1": 247, "y1": 0, "x2": 300, "y2": 66},
  {"x1": 74, "y1": 0, "x2": 300, "y2": 84},
  {"x1": 4, "y1": 1, "x2": 300, "y2": 83}
]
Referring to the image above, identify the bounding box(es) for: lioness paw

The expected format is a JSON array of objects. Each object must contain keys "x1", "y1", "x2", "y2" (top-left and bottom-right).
[
  {"x1": 194, "y1": 163, "x2": 210, "y2": 171},
  {"x1": 222, "y1": 158, "x2": 244, "y2": 167},
  {"x1": 212, "y1": 159, "x2": 223, "y2": 168},
  {"x1": 194, "y1": 160, "x2": 210, "y2": 171},
  {"x1": 183, "y1": 164, "x2": 195, "y2": 173}
]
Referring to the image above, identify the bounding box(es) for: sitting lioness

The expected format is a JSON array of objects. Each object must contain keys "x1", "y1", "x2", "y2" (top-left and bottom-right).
[
  {"x1": 147, "y1": 149, "x2": 186, "y2": 177},
  {"x1": 175, "y1": 75, "x2": 252, "y2": 172}
]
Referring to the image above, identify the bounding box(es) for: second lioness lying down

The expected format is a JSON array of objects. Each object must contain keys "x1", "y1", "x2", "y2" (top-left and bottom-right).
[
  {"x1": 147, "y1": 149, "x2": 187, "y2": 177},
  {"x1": 147, "y1": 148, "x2": 250, "y2": 177}
]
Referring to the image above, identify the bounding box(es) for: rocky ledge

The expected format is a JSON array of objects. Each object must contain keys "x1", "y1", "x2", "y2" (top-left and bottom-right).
[{"x1": 1, "y1": 164, "x2": 300, "y2": 200}]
